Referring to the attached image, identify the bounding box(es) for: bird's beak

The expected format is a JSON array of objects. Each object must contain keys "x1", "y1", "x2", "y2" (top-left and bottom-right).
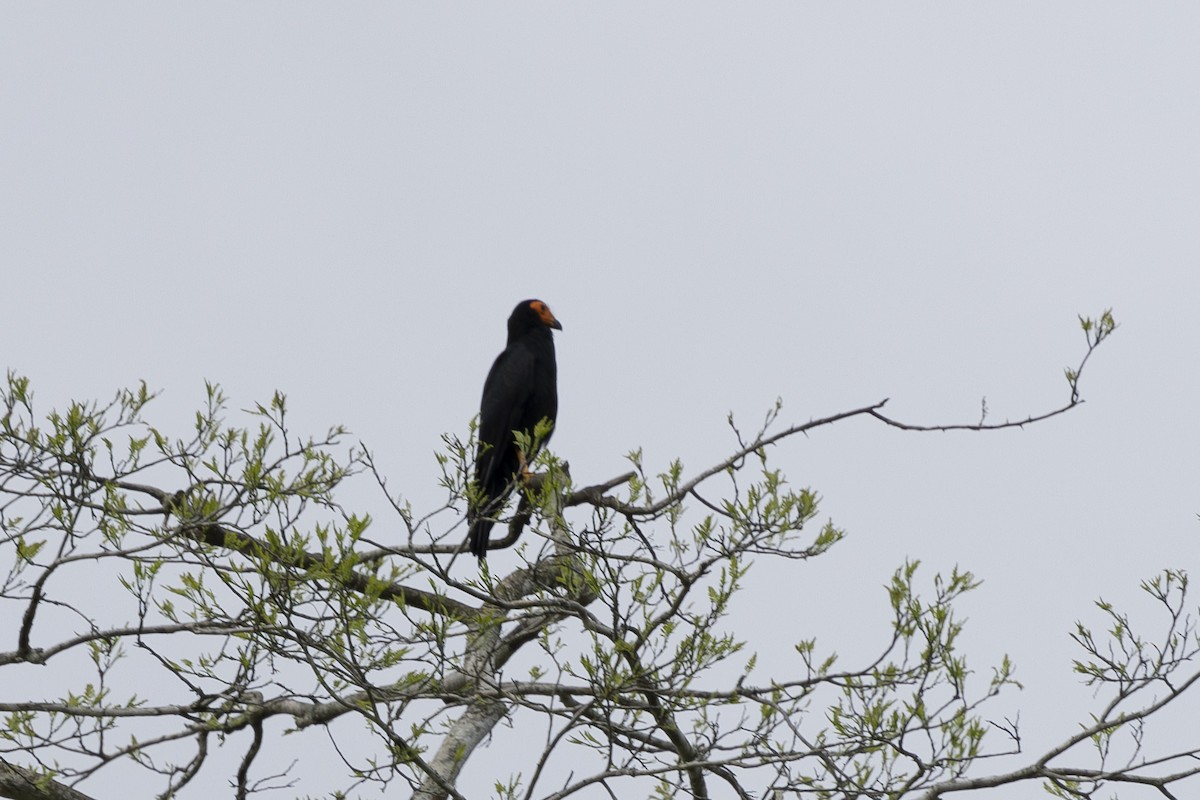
[{"x1": 536, "y1": 305, "x2": 563, "y2": 330}]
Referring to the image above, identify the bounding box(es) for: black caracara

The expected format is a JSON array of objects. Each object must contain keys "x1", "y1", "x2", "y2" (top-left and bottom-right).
[{"x1": 468, "y1": 299, "x2": 562, "y2": 560}]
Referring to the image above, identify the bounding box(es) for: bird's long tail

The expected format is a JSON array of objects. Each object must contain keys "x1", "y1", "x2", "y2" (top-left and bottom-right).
[{"x1": 467, "y1": 516, "x2": 494, "y2": 561}]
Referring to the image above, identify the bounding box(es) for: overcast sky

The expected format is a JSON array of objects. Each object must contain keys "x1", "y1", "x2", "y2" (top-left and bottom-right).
[{"x1": 3, "y1": 5, "x2": 1199, "y2": 798}]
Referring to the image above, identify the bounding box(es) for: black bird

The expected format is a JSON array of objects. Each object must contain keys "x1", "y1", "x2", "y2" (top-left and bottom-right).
[{"x1": 468, "y1": 299, "x2": 562, "y2": 560}]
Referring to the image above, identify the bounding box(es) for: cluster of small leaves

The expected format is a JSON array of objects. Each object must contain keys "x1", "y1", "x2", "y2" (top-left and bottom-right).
[
  {"x1": 452, "y1": 417, "x2": 1019, "y2": 800},
  {"x1": 1048, "y1": 569, "x2": 1200, "y2": 798},
  {"x1": 1072, "y1": 571, "x2": 1197, "y2": 692},
  {"x1": 0, "y1": 373, "x2": 427, "y2": 798},
  {"x1": 808, "y1": 564, "x2": 1007, "y2": 796},
  {"x1": 1065, "y1": 309, "x2": 1117, "y2": 403}
]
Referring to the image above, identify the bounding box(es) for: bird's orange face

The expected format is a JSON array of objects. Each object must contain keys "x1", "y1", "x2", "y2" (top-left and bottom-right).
[{"x1": 530, "y1": 300, "x2": 563, "y2": 330}]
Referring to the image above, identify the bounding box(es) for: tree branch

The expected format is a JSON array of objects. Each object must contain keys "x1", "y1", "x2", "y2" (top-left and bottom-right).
[{"x1": 0, "y1": 760, "x2": 97, "y2": 800}]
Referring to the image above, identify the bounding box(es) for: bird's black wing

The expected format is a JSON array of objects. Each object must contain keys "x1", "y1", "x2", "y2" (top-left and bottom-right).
[
  {"x1": 470, "y1": 332, "x2": 556, "y2": 561},
  {"x1": 476, "y1": 343, "x2": 537, "y2": 496}
]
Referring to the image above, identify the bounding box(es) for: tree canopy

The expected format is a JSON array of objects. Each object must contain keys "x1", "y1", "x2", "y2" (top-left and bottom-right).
[{"x1": 3, "y1": 310, "x2": 1198, "y2": 800}]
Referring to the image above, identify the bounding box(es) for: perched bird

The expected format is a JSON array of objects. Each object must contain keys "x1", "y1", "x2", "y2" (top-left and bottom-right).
[{"x1": 468, "y1": 299, "x2": 562, "y2": 561}]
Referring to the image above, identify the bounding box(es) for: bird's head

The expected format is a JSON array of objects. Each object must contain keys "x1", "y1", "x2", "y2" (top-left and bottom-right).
[{"x1": 510, "y1": 299, "x2": 563, "y2": 336}]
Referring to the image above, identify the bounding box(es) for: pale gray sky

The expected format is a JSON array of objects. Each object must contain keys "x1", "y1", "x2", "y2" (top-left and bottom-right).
[{"x1": 3, "y1": 5, "x2": 1199, "y2": 798}]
